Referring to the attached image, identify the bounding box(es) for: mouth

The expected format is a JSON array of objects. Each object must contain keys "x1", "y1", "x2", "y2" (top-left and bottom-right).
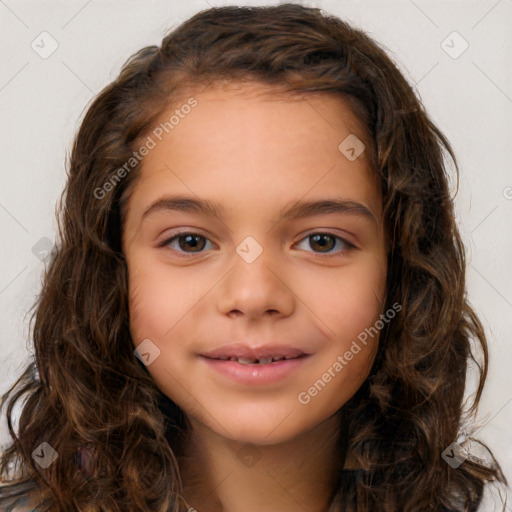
[
  {"x1": 200, "y1": 344, "x2": 311, "y2": 385},
  {"x1": 201, "y1": 344, "x2": 308, "y2": 362},
  {"x1": 203, "y1": 354, "x2": 308, "y2": 365}
]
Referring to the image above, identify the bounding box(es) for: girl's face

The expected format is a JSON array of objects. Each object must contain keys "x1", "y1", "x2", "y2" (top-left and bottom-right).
[{"x1": 122, "y1": 82, "x2": 387, "y2": 445}]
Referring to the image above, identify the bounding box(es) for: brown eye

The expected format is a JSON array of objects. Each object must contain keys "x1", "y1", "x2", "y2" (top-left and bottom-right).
[
  {"x1": 295, "y1": 232, "x2": 356, "y2": 256},
  {"x1": 161, "y1": 232, "x2": 214, "y2": 254},
  {"x1": 177, "y1": 234, "x2": 206, "y2": 252},
  {"x1": 309, "y1": 233, "x2": 336, "y2": 253}
]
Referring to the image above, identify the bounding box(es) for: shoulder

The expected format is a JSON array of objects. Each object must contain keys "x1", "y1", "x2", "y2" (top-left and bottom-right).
[
  {"x1": 0, "y1": 491, "x2": 41, "y2": 512},
  {"x1": 0, "y1": 477, "x2": 39, "y2": 511}
]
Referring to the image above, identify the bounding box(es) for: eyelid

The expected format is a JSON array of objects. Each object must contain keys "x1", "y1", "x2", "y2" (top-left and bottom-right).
[
  {"x1": 157, "y1": 229, "x2": 217, "y2": 250},
  {"x1": 297, "y1": 228, "x2": 358, "y2": 249}
]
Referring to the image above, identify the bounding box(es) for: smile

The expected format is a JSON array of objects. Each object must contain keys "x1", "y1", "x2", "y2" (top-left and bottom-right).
[
  {"x1": 200, "y1": 350, "x2": 311, "y2": 385},
  {"x1": 208, "y1": 355, "x2": 305, "y2": 365}
]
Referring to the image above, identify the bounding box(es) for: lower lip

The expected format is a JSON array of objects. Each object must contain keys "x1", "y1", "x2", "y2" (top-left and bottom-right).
[{"x1": 200, "y1": 356, "x2": 309, "y2": 385}]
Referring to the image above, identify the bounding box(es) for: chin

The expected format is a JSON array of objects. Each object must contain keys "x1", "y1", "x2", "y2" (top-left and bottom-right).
[{"x1": 199, "y1": 406, "x2": 329, "y2": 447}]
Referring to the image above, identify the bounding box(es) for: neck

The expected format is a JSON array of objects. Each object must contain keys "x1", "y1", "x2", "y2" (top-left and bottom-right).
[{"x1": 179, "y1": 414, "x2": 344, "y2": 512}]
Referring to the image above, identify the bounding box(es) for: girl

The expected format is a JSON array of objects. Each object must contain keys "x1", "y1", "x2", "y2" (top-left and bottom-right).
[{"x1": 0, "y1": 3, "x2": 507, "y2": 511}]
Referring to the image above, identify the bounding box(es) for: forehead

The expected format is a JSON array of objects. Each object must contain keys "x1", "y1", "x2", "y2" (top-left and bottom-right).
[
  {"x1": 172, "y1": 79, "x2": 370, "y2": 141},
  {"x1": 122, "y1": 80, "x2": 380, "y2": 223}
]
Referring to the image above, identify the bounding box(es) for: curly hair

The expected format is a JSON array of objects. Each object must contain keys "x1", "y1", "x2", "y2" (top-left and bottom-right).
[{"x1": 0, "y1": 3, "x2": 507, "y2": 511}]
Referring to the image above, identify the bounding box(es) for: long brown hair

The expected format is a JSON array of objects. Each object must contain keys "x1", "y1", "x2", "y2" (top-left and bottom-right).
[{"x1": 0, "y1": 4, "x2": 507, "y2": 511}]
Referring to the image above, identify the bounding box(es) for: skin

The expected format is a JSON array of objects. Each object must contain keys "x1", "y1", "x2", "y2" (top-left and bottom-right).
[{"x1": 122, "y1": 81, "x2": 387, "y2": 512}]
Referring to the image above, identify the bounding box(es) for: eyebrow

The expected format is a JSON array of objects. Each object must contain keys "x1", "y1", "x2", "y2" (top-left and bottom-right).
[{"x1": 141, "y1": 195, "x2": 378, "y2": 225}]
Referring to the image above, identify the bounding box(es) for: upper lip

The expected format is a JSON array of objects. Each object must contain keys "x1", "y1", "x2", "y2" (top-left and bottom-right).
[{"x1": 201, "y1": 343, "x2": 309, "y2": 360}]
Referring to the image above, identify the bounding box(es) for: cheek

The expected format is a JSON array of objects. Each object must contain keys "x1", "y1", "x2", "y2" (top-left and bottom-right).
[
  {"x1": 296, "y1": 257, "x2": 385, "y2": 396},
  {"x1": 129, "y1": 260, "x2": 179, "y2": 343},
  {"x1": 302, "y1": 256, "x2": 387, "y2": 343},
  {"x1": 127, "y1": 259, "x2": 195, "y2": 342},
  {"x1": 128, "y1": 272, "x2": 166, "y2": 341}
]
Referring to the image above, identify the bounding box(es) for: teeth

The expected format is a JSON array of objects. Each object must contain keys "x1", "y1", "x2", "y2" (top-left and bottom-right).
[
  {"x1": 236, "y1": 356, "x2": 292, "y2": 364},
  {"x1": 237, "y1": 357, "x2": 258, "y2": 365},
  {"x1": 214, "y1": 355, "x2": 300, "y2": 364}
]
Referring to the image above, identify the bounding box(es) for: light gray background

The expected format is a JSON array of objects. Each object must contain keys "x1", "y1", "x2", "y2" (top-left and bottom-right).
[{"x1": 1, "y1": 0, "x2": 511, "y2": 509}]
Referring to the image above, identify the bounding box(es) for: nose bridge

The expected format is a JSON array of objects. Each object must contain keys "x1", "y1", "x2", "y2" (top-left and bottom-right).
[{"x1": 217, "y1": 234, "x2": 294, "y2": 318}]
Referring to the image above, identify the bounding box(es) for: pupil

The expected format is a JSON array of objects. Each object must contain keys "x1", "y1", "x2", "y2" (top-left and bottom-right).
[
  {"x1": 179, "y1": 234, "x2": 205, "y2": 252},
  {"x1": 311, "y1": 234, "x2": 334, "y2": 252}
]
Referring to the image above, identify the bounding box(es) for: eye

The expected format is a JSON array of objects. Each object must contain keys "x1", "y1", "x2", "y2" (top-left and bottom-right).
[
  {"x1": 294, "y1": 232, "x2": 356, "y2": 257},
  {"x1": 159, "y1": 231, "x2": 356, "y2": 258},
  {"x1": 159, "y1": 231, "x2": 215, "y2": 255}
]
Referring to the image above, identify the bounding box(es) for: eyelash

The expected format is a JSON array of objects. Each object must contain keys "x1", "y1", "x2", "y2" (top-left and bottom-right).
[{"x1": 158, "y1": 230, "x2": 357, "y2": 258}]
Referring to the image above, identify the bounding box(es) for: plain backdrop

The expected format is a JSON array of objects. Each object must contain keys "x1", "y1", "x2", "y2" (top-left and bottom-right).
[{"x1": 1, "y1": 0, "x2": 511, "y2": 509}]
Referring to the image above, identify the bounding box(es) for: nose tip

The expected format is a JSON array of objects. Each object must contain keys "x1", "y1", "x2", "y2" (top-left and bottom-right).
[{"x1": 218, "y1": 256, "x2": 295, "y2": 321}]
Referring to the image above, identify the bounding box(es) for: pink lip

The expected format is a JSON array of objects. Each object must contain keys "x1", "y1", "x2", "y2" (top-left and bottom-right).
[{"x1": 200, "y1": 343, "x2": 311, "y2": 386}]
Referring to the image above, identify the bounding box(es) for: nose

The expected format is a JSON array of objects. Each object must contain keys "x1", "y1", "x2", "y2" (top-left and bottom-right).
[{"x1": 217, "y1": 244, "x2": 295, "y2": 321}]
